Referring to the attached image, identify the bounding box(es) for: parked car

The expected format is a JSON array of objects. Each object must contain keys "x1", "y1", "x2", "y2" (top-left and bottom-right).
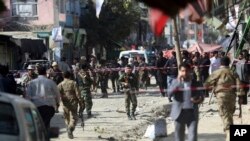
[
  {"x1": 22, "y1": 60, "x2": 51, "y2": 70},
  {"x1": 119, "y1": 50, "x2": 149, "y2": 63},
  {"x1": 0, "y1": 92, "x2": 58, "y2": 141}
]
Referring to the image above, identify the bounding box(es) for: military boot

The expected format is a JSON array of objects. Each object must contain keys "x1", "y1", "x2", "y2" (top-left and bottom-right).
[
  {"x1": 87, "y1": 111, "x2": 92, "y2": 118},
  {"x1": 100, "y1": 93, "x2": 108, "y2": 98},
  {"x1": 67, "y1": 127, "x2": 74, "y2": 139},
  {"x1": 127, "y1": 113, "x2": 132, "y2": 120},
  {"x1": 131, "y1": 112, "x2": 136, "y2": 120}
]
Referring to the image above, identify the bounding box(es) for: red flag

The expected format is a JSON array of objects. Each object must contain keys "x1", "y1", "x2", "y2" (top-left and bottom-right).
[{"x1": 149, "y1": 8, "x2": 169, "y2": 36}]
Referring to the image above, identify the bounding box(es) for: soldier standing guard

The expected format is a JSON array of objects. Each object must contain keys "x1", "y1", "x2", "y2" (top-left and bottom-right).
[
  {"x1": 77, "y1": 64, "x2": 93, "y2": 118},
  {"x1": 58, "y1": 71, "x2": 81, "y2": 139},
  {"x1": 119, "y1": 65, "x2": 138, "y2": 120},
  {"x1": 98, "y1": 59, "x2": 109, "y2": 98},
  {"x1": 204, "y1": 57, "x2": 244, "y2": 141}
]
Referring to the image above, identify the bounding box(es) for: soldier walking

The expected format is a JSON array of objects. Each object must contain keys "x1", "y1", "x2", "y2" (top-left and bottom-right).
[
  {"x1": 58, "y1": 71, "x2": 81, "y2": 139},
  {"x1": 119, "y1": 65, "x2": 138, "y2": 120},
  {"x1": 204, "y1": 57, "x2": 244, "y2": 141},
  {"x1": 77, "y1": 64, "x2": 93, "y2": 118}
]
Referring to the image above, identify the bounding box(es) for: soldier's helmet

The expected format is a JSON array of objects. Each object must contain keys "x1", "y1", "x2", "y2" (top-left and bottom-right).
[{"x1": 27, "y1": 65, "x2": 35, "y2": 70}]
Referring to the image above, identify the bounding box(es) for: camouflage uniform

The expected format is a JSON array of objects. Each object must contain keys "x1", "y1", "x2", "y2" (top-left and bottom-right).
[
  {"x1": 47, "y1": 68, "x2": 63, "y2": 85},
  {"x1": 22, "y1": 73, "x2": 38, "y2": 87},
  {"x1": 21, "y1": 73, "x2": 38, "y2": 96},
  {"x1": 77, "y1": 69, "x2": 93, "y2": 117},
  {"x1": 119, "y1": 73, "x2": 138, "y2": 120},
  {"x1": 98, "y1": 65, "x2": 109, "y2": 98},
  {"x1": 204, "y1": 66, "x2": 244, "y2": 141},
  {"x1": 58, "y1": 79, "x2": 80, "y2": 134}
]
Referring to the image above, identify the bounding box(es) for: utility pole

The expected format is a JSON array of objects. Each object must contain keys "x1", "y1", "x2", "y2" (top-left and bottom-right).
[
  {"x1": 53, "y1": 0, "x2": 62, "y2": 62},
  {"x1": 173, "y1": 17, "x2": 182, "y2": 66}
]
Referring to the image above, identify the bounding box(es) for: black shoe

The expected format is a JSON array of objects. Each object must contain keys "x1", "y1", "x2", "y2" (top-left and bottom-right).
[
  {"x1": 55, "y1": 109, "x2": 59, "y2": 113},
  {"x1": 168, "y1": 98, "x2": 173, "y2": 102},
  {"x1": 67, "y1": 128, "x2": 74, "y2": 139},
  {"x1": 131, "y1": 113, "x2": 136, "y2": 120},
  {"x1": 78, "y1": 113, "x2": 83, "y2": 118},
  {"x1": 87, "y1": 112, "x2": 92, "y2": 118},
  {"x1": 161, "y1": 93, "x2": 165, "y2": 97},
  {"x1": 128, "y1": 115, "x2": 132, "y2": 120},
  {"x1": 100, "y1": 94, "x2": 108, "y2": 98}
]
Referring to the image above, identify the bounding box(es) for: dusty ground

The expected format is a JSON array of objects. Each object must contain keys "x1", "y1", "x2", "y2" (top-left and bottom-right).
[{"x1": 51, "y1": 80, "x2": 250, "y2": 141}]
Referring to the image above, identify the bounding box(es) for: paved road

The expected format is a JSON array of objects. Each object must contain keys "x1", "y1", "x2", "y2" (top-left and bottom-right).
[
  {"x1": 51, "y1": 79, "x2": 168, "y2": 141},
  {"x1": 51, "y1": 79, "x2": 250, "y2": 141}
]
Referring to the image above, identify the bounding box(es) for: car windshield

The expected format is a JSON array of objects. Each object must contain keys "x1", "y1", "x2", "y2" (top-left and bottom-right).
[
  {"x1": 0, "y1": 102, "x2": 19, "y2": 135},
  {"x1": 22, "y1": 61, "x2": 51, "y2": 70}
]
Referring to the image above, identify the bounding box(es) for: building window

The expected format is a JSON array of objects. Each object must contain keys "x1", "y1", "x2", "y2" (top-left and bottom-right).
[
  {"x1": 60, "y1": 0, "x2": 65, "y2": 13},
  {"x1": 12, "y1": 0, "x2": 38, "y2": 17}
]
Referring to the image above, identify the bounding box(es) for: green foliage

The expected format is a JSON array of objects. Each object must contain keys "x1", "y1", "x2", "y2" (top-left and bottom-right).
[{"x1": 80, "y1": 0, "x2": 141, "y2": 47}]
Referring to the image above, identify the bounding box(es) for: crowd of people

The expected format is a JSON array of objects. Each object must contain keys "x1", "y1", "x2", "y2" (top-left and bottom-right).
[{"x1": 0, "y1": 49, "x2": 250, "y2": 140}]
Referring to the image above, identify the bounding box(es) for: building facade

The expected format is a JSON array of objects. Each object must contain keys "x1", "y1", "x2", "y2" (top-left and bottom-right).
[{"x1": 0, "y1": 0, "x2": 87, "y2": 69}]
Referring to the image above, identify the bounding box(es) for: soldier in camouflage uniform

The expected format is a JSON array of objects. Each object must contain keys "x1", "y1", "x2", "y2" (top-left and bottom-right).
[
  {"x1": 98, "y1": 59, "x2": 109, "y2": 98},
  {"x1": 204, "y1": 57, "x2": 244, "y2": 141},
  {"x1": 21, "y1": 65, "x2": 38, "y2": 96},
  {"x1": 77, "y1": 64, "x2": 93, "y2": 118},
  {"x1": 119, "y1": 65, "x2": 138, "y2": 120},
  {"x1": 47, "y1": 62, "x2": 63, "y2": 113},
  {"x1": 21, "y1": 65, "x2": 38, "y2": 86},
  {"x1": 58, "y1": 71, "x2": 80, "y2": 139}
]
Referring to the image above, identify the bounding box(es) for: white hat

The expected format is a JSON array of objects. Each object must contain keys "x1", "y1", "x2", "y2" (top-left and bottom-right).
[
  {"x1": 27, "y1": 65, "x2": 35, "y2": 70},
  {"x1": 52, "y1": 62, "x2": 58, "y2": 67}
]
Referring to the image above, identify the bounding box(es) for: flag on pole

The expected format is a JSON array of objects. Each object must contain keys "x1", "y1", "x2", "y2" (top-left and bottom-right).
[
  {"x1": 95, "y1": 0, "x2": 104, "y2": 18},
  {"x1": 149, "y1": 8, "x2": 169, "y2": 36}
]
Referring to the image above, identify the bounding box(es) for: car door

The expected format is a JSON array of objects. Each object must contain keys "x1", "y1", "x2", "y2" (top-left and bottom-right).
[{"x1": 23, "y1": 107, "x2": 49, "y2": 141}]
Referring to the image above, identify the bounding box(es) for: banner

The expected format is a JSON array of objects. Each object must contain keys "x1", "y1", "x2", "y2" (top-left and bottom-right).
[{"x1": 52, "y1": 27, "x2": 63, "y2": 42}]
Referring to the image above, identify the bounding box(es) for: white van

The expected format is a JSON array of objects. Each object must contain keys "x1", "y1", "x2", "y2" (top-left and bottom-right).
[{"x1": 119, "y1": 50, "x2": 148, "y2": 63}]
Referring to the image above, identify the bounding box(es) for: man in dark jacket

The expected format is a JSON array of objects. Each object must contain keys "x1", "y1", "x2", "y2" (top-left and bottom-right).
[
  {"x1": 200, "y1": 53, "x2": 211, "y2": 97},
  {"x1": 0, "y1": 64, "x2": 17, "y2": 94},
  {"x1": 155, "y1": 51, "x2": 167, "y2": 97},
  {"x1": 164, "y1": 51, "x2": 178, "y2": 102}
]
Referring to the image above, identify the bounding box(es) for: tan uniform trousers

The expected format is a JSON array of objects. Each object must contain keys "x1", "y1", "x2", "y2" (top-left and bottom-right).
[
  {"x1": 63, "y1": 104, "x2": 78, "y2": 130},
  {"x1": 216, "y1": 92, "x2": 236, "y2": 141}
]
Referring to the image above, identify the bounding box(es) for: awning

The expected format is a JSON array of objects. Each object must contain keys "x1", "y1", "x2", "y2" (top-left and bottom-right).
[
  {"x1": 0, "y1": 32, "x2": 47, "y2": 54},
  {"x1": 35, "y1": 32, "x2": 51, "y2": 38},
  {"x1": 187, "y1": 43, "x2": 222, "y2": 54},
  {"x1": 0, "y1": 32, "x2": 40, "y2": 39}
]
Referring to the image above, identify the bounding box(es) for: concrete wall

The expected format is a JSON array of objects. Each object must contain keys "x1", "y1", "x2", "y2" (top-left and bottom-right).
[
  {"x1": 0, "y1": 0, "x2": 67, "y2": 27},
  {"x1": 30, "y1": 0, "x2": 55, "y2": 25}
]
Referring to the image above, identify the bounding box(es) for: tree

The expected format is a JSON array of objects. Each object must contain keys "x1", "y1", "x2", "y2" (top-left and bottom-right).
[{"x1": 80, "y1": 0, "x2": 141, "y2": 48}]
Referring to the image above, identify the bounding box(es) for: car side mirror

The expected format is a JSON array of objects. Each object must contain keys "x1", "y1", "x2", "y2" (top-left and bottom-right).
[{"x1": 48, "y1": 127, "x2": 59, "y2": 138}]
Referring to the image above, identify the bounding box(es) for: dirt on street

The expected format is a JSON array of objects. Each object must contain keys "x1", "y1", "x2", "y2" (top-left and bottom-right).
[{"x1": 51, "y1": 86, "x2": 250, "y2": 141}]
